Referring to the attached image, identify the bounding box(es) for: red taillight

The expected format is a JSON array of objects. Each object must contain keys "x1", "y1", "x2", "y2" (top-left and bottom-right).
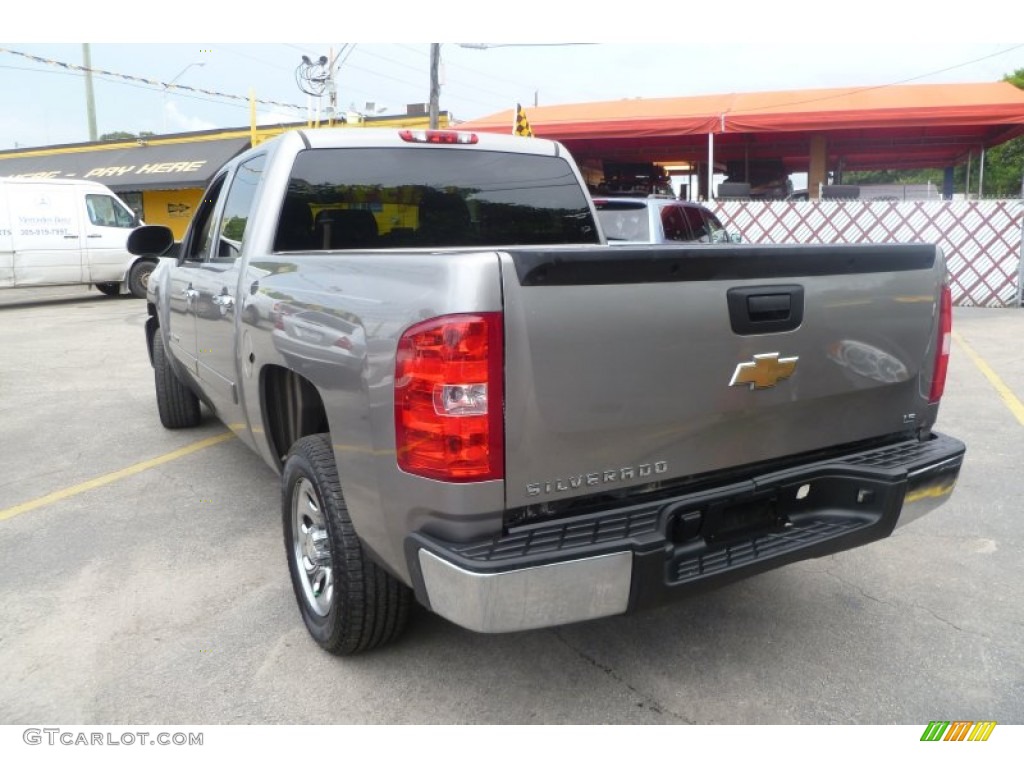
[
  {"x1": 395, "y1": 313, "x2": 503, "y2": 482},
  {"x1": 929, "y1": 284, "x2": 952, "y2": 403},
  {"x1": 398, "y1": 129, "x2": 479, "y2": 145}
]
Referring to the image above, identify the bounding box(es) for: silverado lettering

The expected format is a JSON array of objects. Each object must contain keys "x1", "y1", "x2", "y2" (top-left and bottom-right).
[{"x1": 527, "y1": 461, "x2": 670, "y2": 496}]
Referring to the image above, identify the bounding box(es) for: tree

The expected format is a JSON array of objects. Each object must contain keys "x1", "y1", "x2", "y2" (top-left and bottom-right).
[
  {"x1": 99, "y1": 131, "x2": 155, "y2": 141},
  {"x1": 982, "y1": 67, "x2": 1024, "y2": 197}
]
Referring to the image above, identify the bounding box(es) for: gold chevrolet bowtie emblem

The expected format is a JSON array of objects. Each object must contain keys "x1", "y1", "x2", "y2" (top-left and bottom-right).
[{"x1": 729, "y1": 353, "x2": 799, "y2": 390}]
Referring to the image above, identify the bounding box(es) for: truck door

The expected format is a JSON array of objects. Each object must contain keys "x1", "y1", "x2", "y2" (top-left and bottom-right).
[
  {"x1": 8, "y1": 183, "x2": 83, "y2": 286},
  {"x1": 83, "y1": 191, "x2": 137, "y2": 282},
  {"x1": 167, "y1": 173, "x2": 229, "y2": 379},
  {"x1": 193, "y1": 154, "x2": 266, "y2": 420}
]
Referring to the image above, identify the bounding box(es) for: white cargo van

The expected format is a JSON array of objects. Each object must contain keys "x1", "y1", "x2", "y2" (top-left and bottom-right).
[{"x1": 0, "y1": 177, "x2": 159, "y2": 298}]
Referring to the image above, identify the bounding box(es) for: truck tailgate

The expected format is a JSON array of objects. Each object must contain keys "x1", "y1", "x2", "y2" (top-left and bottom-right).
[{"x1": 500, "y1": 244, "x2": 944, "y2": 509}]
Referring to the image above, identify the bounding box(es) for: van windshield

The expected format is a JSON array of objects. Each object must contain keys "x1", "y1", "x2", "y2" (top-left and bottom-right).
[{"x1": 274, "y1": 148, "x2": 600, "y2": 251}]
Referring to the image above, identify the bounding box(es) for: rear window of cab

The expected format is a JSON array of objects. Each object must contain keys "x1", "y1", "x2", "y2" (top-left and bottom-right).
[{"x1": 274, "y1": 148, "x2": 601, "y2": 251}]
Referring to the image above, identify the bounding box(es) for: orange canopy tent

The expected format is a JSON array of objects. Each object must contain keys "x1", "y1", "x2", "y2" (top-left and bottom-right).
[{"x1": 457, "y1": 82, "x2": 1024, "y2": 173}]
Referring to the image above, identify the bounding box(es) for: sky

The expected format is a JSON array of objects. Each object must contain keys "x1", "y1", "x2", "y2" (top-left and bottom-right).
[{"x1": 2, "y1": 5, "x2": 1023, "y2": 151}]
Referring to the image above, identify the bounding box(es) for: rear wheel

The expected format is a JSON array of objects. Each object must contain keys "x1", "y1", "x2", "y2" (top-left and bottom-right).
[
  {"x1": 283, "y1": 433, "x2": 411, "y2": 655},
  {"x1": 128, "y1": 260, "x2": 156, "y2": 299},
  {"x1": 94, "y1": 282, "x2": 120, "y2": 297},
  {"x1": 152, "y1": 331, "x2": 201, "y2": 428}
]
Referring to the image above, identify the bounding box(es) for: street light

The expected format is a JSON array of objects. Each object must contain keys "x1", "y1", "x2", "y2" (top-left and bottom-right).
[{"x1": 161, "y1": 62, "x2": 205, "y2": 134}]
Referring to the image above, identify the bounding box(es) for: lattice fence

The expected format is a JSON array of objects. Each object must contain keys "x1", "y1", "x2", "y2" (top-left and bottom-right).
[{"x1": 711, "y1": 200, "x2": 1024, "y2": 307}]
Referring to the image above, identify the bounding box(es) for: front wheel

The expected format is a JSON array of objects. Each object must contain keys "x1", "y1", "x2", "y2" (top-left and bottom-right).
[
  {"x1": 152, "y1": 330, "x2": 201, "y2": 428},
  {"x1": 283, "y1": 434, "x2": 411, "y2": 655},
  {"x1": 128, "y1": 260, "x2": 156, "y2": 299}
]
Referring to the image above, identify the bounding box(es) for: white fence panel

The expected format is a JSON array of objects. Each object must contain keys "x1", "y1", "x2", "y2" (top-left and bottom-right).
[{"x1": 712, "y1": 200, "x2": 1024, "y2": 307}]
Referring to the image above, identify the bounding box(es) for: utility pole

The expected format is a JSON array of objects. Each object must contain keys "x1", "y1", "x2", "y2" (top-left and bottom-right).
[
  {"x1": 326, "y1": 47, "x2": 338, "y2": 126},
  {"x1": 429, "y1": 44, "x2": 440, "y2": 129},
  {"x1": 82, "y1": 44, "x2": 98, "y2": 141}
]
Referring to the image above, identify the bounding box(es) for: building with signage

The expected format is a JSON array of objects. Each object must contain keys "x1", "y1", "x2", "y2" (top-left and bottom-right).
[{"x1": 0, "y1": 111, "x2": 449, "y2": 238}]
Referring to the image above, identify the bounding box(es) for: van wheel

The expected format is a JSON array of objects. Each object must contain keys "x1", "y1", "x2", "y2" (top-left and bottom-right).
[
  {"x1": 128, "y1": 260, "x2": 156, "y2": 299},
  {"x1": 94, "y1": 282, "x2": 120, "y2": 297},
  {"x1": 153, "y1": 331, "x2": 201, "y2": 428},
  {"x1": 283, "y1": 434, "x2": 411, "y2": 655}
]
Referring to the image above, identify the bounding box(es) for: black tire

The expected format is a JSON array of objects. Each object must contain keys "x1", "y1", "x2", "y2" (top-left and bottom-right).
[
  {"x1": 94, "y1": 282, "x2": 120, "y2": 297},
  {"x1": 152, "y1": 331, "x2": 201, "y2": 429},
  {"x1": 128, "y1": 259, "x2": 156, "y2": 299},
  {"x1": 283, "y1": 434, "x2": 411, "y2": 655}
]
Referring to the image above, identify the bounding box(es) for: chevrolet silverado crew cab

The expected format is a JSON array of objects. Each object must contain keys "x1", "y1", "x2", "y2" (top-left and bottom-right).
[{"x1": 128, "y1": 127, "x2": 965, "y2": 655}]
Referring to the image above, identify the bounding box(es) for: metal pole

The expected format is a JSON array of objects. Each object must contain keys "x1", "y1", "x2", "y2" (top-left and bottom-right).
[
  {"x1": 707, "y1": 132, "x2": 714, "y2": 202},
  {"x1": 82, "y1": 44, "x2": 97, "y2": 141},
  {"x1": 429, "y1": 44, "x2": 440, "y2": 129},
  {"x1": 327, "y1": 46, "x2": 337, "y2": 126},
  {"x1": 979, "y1": 145, "x2": 986, "y2": 198},
  {"x1": 1017, "y1": 209, "x2": 1024, "y2": 308},
  {"x1": 966, "y1": 151, "x2": 972, "y2": 199}
]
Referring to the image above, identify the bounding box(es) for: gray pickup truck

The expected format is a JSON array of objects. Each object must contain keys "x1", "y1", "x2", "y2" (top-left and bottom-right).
[{"x1": 129, "y1": 127, "x2": 965, "y2": 656}]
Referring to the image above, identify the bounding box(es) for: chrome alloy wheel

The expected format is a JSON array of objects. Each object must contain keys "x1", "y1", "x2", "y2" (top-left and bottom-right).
[{"x1": 291, "y1": 477, "x2": 334, "y2": 617}]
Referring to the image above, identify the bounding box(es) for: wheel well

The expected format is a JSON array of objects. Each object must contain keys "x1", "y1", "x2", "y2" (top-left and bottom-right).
[
  {"x1": 262, "y1": 365, "x2": 330, "y2": 469},
  {"x1": 145, "y1": 305, "x2": 158, "y2": 365}
]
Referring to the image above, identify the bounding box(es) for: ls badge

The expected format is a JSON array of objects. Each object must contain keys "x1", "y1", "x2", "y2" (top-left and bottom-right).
[{"x1": 729, "y1": 353, "x2": 799, "y2": 390}]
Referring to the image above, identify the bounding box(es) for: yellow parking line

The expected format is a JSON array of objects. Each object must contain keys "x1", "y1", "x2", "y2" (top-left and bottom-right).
[
  {"x1": 953, "y1": 330, "x2": 1024, "y2": 427},
  {"x1": 0, "y1": 432, "x2": 236, "y2": 522}
]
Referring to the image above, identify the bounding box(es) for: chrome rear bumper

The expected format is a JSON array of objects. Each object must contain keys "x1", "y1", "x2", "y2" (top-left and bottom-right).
[
  {"x1": 418, "y1": 550, "x2": 632, "y2": 633},
  {"x1": 407, "y1": 432, "x2": 965, "y2": 634}
]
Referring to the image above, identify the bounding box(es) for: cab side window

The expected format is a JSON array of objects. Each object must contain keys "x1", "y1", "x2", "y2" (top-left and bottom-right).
[
  {"x1": 185, "y1": 175, "x2": 227, "y2": 262},
  {"x1": 215, "y1": 155, "x2": 266, "y2": 261},
  {"x1": 86, "y1": 194, "x2": 135, "y2": 228}
]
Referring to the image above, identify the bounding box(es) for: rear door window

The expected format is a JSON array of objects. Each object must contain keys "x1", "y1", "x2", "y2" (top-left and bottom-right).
[
  {"x1": 215, "y1": 154, "x2": 266, "y2": 261},
  {"x1": 681, "y1": 206, "x2": 710, "y2": 242},
  {"x1": 276, "y1": 148, "x2": 600, "y2": 251},
  {"x1": 661, "y1": 205, "x2": 692, "y2": 241}
]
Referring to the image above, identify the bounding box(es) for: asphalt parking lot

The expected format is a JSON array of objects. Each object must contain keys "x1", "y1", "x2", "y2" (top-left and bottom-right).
[{"x1": 0, "y1": 285, "x2": 1021, "y2": 725}]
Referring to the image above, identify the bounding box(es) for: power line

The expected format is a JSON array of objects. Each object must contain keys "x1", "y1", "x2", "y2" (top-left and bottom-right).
[
  {"x1": 0, "y1": 47, "x2": 305, "y2": 110},
  {"x1": 345, "y1": 45, "x2": 553, "y2": 112},
  {"x1": 732, "y1": 44, "x2": 1024, "y2": 116}
]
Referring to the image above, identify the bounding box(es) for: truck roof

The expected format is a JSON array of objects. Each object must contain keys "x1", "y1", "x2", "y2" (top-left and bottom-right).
[{"x1": 276, "y1": 126, "x2": 564, "y2": 158}]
